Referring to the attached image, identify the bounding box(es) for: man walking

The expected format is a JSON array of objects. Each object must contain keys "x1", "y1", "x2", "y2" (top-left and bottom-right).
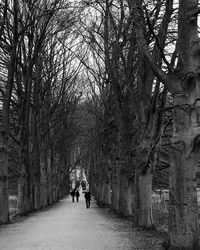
[
  {"x1": 71, "y1": 189, "x2": 75, "y2": 202},
  {"x1": 75, "y1": 189, "x2": 80, "y2": 202},
  {"x1": 84, "y1": 190, "x2": 91, "y2": 208}
]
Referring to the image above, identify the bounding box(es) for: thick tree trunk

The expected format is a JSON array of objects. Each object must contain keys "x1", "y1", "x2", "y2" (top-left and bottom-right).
[
  {"x1": 34, "y1": 175, "x2": 41, "y2": 210},
  {"x1": 17, "y1": 123, "x2": 33, "y2": 215},
  {"x1": 0, "y1": 100, "x2": 9, "y2": 225},
  {"x1": 96, "y1": 181, "x2": 101, "y2": 204},
  {"x1": 52, "y1": 154, "x2": 59, "y2": 202},
  {"x1": 91, "y1": 182, "x2": 97, "y2": 198},
  {"x1": 99, "y1": 161, "x2": 111, "y2": 205},
  {"x1": 118, "y1": 172, "x2": 132, "y2": 216},
  {"x1": 0, "y1": 104, "x2": 10, "y2": 223},
  {"x1": 168, "y1": 95, "x2": 200, "y2": 249},
  {"x1": 58, "y1": 155, "x2": 64, "y2": 199},
  {"x1": 135, "y1": 168, "x2": 153, "y2": 228},
  {"x1": 135, "y1": 112, "x2": 156, "y2": 228},
  {"x1": 116, "y1": 109, "x2": 133, "y2": 216},
  {"x1": 17, "y1": 173, "x2": 32, "y2": 215},
  {"x1": 99, "y1": 181, "x2": 104, "y2": 204},
  {"x1": 102, "y1": 180, "x2": 111, "y2": 205},
  {"x1": 32, "y1": 57, "x2": 42, "y2": 210},
  {"x1": 111, "y1": 183, "x2": 119, "y2": 211},
  {"x1": 0, "y1": 152, "x2": 9, "y2": 223},
  {"x1": 40, "y1": 141, "x2": 48, "y2": 207},
  {"x1": 167, "y1": 0, "x2": 200, "y2": 248},
  {"x1": 17, "y1": 69, "x2": 33, "y2": 214},
  {"x1": 42, "y1": 143, "x2": 52, "y2": 206},
  {"x1": 111, "y1": 162, "x2": 120, "y2": 211},
  {"x1": 31, "y1": 119, "x2": 41, "y2": 210},
  {"x1": 40, "y1": 162, "x2": 47, "y2": 207},
  {"x1": 47, "y1": 149, "x2": 53, "y2": 205}
]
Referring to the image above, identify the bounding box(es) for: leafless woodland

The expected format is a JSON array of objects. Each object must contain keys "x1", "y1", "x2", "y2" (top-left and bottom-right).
[{"x1": 0, "y1": 0, "x2": 200, "y2": 249}]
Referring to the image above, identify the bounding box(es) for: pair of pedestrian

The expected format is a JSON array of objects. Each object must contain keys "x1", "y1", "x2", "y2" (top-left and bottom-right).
[{"x1": 71, "y1": 189, "x2": 80, "y2": 202}]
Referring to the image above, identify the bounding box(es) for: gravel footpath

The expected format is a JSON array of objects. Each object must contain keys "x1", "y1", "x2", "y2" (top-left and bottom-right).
[{"x1": 0, "y1": 194, "x2": 164, "y2": 250}]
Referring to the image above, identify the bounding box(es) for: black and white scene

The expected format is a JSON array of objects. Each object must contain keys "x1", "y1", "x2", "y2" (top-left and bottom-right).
[{"x1": 0, "y1": 0, "x2": 200, "y2": 249}]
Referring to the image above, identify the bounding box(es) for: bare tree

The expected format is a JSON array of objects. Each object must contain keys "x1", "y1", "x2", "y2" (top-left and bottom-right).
[
  {"x1": 0, "y1": 0, "x2": 18, "y2": 224},
  {"x1": 132, "y1": 0, "x2": 200, "y2": 248}
]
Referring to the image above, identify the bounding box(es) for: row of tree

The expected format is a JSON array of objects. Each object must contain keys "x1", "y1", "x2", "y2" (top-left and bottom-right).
[
  {"x1": 0, "y1": 0, "x2": 200, "y2": 249},
  {"x1": 77, "y1": 0, "x2": 200, "y2": 249},
  {"x1": 0, "y1": 0, "x2": 82, "y2": 222}
]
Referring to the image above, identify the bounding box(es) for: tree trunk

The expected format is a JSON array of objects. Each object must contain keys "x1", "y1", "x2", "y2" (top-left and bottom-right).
[
  {"x1": 30, "y1": 112, "x2": 41, "y2": 210},
  {"x1": 17, "y1": 138, "x2": 33, "y2": 215},
  {"x1": 47, "y1": 148, "x2": 53, "y2": 205},
  {"x1": 32, "y1": 56, "x2": 42, "y2": 210},
  {"x1": 17, "y1": 174, "x2": 32, "y2": 215},
  {"x1": 111, "y1": 183, "x2": 119, "y2": 211},
  {"x1": 40, "y1": 141, "x2": 48, "y2": 207},
  {"x1": 52, "y1": 153, "x2": 59, "y2": 202},
  {"x1": 40, "y1": 161, "x2": 47, "y2": 207},
  {"x1": 135, "y1": 168, "x2": 154, "y2": 228},
  {"x1": 0, "y1": 96, "x2": 10, "y2": 223},
  {"x1": 168, "y1": 95, "x2": 200, "y2": 249},
  {"x1": 111, "y1": 161, "x2": 120, "y2": 211},
  {"x1": 96, "y1": 181, "x2": 101, "y2": 204},
  {"x1": 102, "y1": 180, "x2": 111, "y2": 205},
  {"x1": 118, "y1": 172, "x2": 132, "y2": 216},
  {"x1": 0, "y1": 156, "x2": 9, "y2": 223},
  {"x1": 99, "y1": 181, "x2": 104, "y2": 204},
  {"x1": 134, "y1": 105, "x2": 156, "y2": 228},
  {"x1": 34, "y1": 175, "x2": 41, "y2": 210},
  {"x1": 167, "y1": 0, "x2": 200, "y2": 248}
]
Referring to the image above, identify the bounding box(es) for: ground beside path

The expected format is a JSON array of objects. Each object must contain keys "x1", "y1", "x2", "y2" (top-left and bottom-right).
[{"x1": 0, "y1": 194, "x2": 164, "y2": 250}]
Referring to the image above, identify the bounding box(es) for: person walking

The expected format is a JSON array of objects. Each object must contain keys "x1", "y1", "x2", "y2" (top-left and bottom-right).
[
  {"x1": 71, "y1": 189, "x2": 75, "y2": 202},
  {"x1": 75, "y1": 189, "x2": 80, "y2": 202},
  {"x1": 84, "y1": 190, "x2": 91, "y2": 208}
]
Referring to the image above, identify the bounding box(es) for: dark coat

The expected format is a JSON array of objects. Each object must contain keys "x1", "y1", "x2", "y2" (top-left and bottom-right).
[
  {"x1": 75, "y1": 190, "x2": 80, "y2": 197},
  {"x1": 84, "y1": 192, "x2": 91, "y2": 200},
  {"x1": 71, "y1": 189, "x2": 75, "y2": 197}
]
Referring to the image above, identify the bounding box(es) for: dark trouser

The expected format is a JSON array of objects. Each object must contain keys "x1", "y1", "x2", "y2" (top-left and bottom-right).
[
  {"x1": 76, "y1": 196, "x2": 79, "y2": 202},
  {"x1": 85, "y1": 199, "x2": 90, "y2": 208},
  {"x1": 72, "y1": 196, "x2": 74, "y2": 202}
]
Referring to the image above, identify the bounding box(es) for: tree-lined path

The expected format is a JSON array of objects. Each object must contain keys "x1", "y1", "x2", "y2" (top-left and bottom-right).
[
  {"x1": 0, "y1": 194, "x2": 163, "y2": 250},
  {"x1": 2, "y1": 1, "x2": 200, "y2": 248}
]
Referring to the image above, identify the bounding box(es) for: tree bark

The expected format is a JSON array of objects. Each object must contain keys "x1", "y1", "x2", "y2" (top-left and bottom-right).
[
  {"x1": 168, "y1": 95, "x2": 200, "y2": 249},
  {"x1": 47, "y1": 147, "x2": 53, "y2": 205},
  {"x1": 17, "y1": 141, "x2": 32, "y2": 215},
  {"x1": 118, "y1": 172, "x2": 132, "y2": 216},
  {"x1": 111, "y1": 183, "x2": 119, "y2": 211},
  {"x1": 135, "y1": 168, "x2": 153, "y2": 228},
  {"x1": 96, "y1": 180, "x2": 101, "y2": 204},
  {"x1": 111, "y1": 161, "x2": 120, "y2": 211},
  {"x1": 102, "y1": 180, "x2": 111, "y2": 205}
]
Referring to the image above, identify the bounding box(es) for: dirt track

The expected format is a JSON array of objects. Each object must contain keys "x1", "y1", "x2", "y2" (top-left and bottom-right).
[{"x1": 0, "y1": 194, "x2": 164, "y2": 250}]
